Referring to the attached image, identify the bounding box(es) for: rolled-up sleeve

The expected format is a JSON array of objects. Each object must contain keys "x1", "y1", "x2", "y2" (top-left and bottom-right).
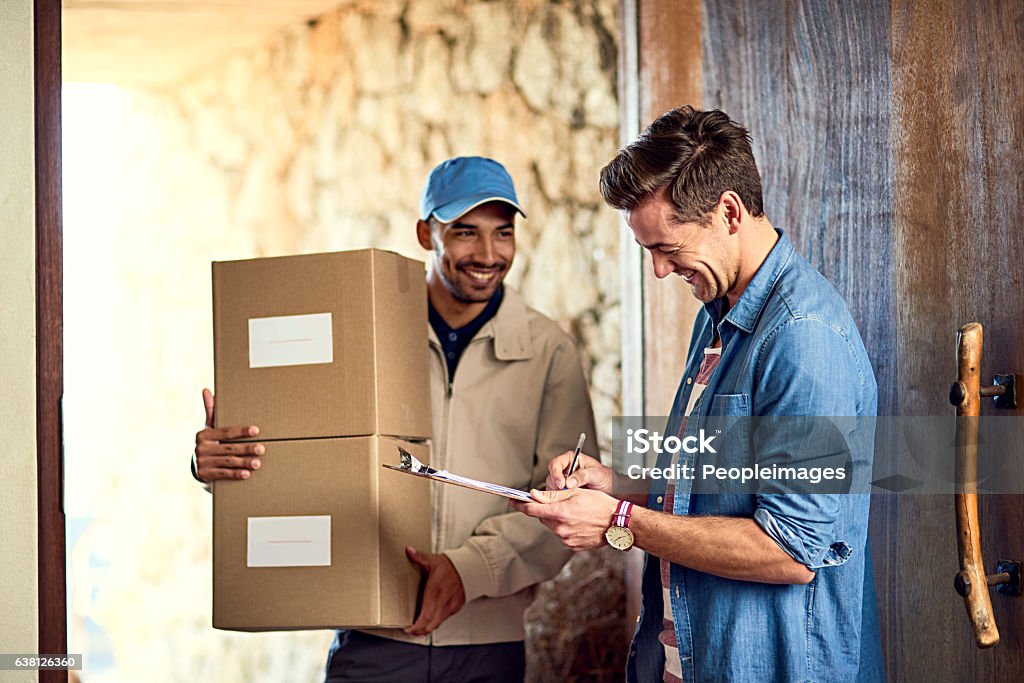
[{"x1": 754, "y1": 500, "x2": 852, "y2": 570}]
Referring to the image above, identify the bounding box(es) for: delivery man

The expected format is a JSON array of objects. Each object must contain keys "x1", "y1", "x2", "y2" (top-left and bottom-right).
[{"x1": 192, "y1": 156, "x2": 598, "y2": 682}]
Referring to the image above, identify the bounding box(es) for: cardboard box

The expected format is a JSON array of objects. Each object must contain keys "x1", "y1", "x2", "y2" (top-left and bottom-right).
[
  {"x1": 213, "y1": 436, "x2": 430, "y2": 631},
  {"x1": 212, "y1": 249, "x2": 431, "y2": 441}
]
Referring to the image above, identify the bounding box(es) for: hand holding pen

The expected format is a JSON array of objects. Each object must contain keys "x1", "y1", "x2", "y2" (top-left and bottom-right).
[
  {"x1": 564, "y1": 433, "x2": 586, "y2": 487},
  {"x1": 545, "y1": 434, "x2": 615, "y2": 495}
]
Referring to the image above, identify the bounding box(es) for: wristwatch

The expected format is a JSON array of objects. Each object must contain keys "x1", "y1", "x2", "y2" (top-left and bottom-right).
[{"x1": 605, "y1": 500, "x2": 635, "y2": 551}]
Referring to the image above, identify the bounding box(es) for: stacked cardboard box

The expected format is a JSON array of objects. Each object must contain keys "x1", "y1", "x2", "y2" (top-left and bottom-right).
[{"x1": 211, "y1": 249, "x2": 431, "y2": 631}]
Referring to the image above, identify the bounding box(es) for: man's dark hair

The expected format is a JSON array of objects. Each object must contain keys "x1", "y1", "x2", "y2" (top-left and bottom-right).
[{"x1": 599, "y1": 105, "x2": 764, "y2": 225}]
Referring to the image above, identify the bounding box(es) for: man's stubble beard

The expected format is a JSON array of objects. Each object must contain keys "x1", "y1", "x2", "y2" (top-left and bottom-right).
[{"x1": 436, "y1": 256, "x2": 507, "y2": 304}]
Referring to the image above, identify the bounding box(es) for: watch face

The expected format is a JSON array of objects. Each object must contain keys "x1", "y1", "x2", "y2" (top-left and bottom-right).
[{"x1": 605, "y1": 525, "x2": 634, "y2": 551}]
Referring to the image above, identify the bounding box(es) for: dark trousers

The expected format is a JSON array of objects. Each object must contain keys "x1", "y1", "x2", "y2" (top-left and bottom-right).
[{"x1": 324, "y1": 630, "x2": 526, "y2": 683}]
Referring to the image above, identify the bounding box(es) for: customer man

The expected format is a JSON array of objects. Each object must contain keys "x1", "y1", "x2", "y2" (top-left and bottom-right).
[
  {"x1": 193, "y1": 156, "x2": 597, "y2": 682},
  {"x1": 513, "y1": 107, "x2": 883, "y2": 682}
]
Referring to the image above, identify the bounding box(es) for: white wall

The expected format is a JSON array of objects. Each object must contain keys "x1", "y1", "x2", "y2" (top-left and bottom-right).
[{"x1": 0, "y1": 0, "x2": 40, "y2": 681}]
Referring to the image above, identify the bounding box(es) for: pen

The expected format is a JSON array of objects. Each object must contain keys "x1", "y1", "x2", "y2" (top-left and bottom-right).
[{"x1": 564, "y1": 433, "x2": 586, "y2": 487}]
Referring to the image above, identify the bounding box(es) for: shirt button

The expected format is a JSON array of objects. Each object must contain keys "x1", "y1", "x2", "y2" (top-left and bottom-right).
[
  {"x1": 686, "y1": 377, "x2": 692, "y2": 385},
  {"x1": 448, "y1": 332, "x2": 458, "y2": 341},
  {"x1": 656, "y1": 495, "x2": 664, "y2": 504},
  {"x1": 446, "y1": 352, "x2": 455, "y2": 359},
  {"x1": 675, "y1": 586, "x2": 681, "y2": 599}
]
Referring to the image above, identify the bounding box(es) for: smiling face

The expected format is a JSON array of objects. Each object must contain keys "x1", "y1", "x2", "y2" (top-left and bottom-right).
[
  {"x1": 626, "y1": 192, "x2": 739, "y2": 303},
  {"x1": 418, "y1": 201, "x2": 516, "y2": 304}
]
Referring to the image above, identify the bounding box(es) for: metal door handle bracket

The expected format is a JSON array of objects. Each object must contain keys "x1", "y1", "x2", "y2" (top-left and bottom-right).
[
  {"x1": 986, "y1": 374, "x2": 1016, "y2": 410},
  {"x1": 950, "y1": 374, "x2": 1017, "y2": 410},
  {"x1": 955, "y1": 559, "x2": 1022, "y2": 598},
  {"x1": 991, "y1": 560, "x2": 1022, "y2": 597}
]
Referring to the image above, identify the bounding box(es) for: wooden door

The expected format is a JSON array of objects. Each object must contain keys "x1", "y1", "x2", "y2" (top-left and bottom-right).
[{"x1": 624, "y1": 0, "x2": 1024, "y2": 679}]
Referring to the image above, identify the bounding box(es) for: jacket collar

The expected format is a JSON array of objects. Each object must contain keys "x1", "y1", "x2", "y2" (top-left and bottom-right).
[
  {"x1": 426, "y1": 285, "x2": 533, "y2": 361},
  {"x1": 481, "y1": 285, "x2": 533, "y2": 360},
  {"x1": 706, "y1": 228, "x2": 793, "y2": 334}
]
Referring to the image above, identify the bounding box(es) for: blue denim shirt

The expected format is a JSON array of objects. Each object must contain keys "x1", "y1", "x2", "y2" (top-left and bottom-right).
[{"x1": 626, "y1": 230, "x2": 884, "y2": 683}]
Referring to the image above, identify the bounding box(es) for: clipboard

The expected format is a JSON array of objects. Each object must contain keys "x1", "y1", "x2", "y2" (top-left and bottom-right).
[{"x1": 383, "y1": 447, "x2": 536, "y2": 503}]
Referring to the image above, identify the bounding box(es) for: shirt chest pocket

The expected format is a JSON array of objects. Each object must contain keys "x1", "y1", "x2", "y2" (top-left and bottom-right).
[
  {"x1": 699, "y1": 394, "x2": 753, "y2": 479},
  {"x1": 704, "y1": 393, "x2": 750, "y2": 441},
  {"x1": 706, "y1": 393, "x2": 750, "y2": 417}
]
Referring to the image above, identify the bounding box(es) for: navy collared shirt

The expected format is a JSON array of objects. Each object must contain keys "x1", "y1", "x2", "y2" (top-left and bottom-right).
[{"x1": 428, "y1": 286, "x2": 504, "y2": 384}]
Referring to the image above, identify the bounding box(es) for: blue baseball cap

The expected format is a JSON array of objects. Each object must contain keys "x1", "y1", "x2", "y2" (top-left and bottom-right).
[{"x1": 419, "y1": 156, "x2": 527, "y2": 223}]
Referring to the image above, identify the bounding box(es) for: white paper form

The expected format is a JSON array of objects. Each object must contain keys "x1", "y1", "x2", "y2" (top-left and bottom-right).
[
  {"x1": 248, "y1": 312, "x2": 333, "y2": 368},
  {"x1": 383, "y1": 448, "x2": 536, "y2": 503},
  {"x1": 247, "y1": 515, "x2": 332, "y2": 567}
]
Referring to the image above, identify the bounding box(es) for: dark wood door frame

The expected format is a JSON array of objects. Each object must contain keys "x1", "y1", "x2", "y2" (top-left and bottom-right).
[{"x1": 35, "y1": 0, "x2": 66, "y2": 677}]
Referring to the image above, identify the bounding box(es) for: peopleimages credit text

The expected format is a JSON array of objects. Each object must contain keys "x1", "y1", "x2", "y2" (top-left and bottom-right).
[{"x1": 623, "y1": 428, "x2": 847, "y2": 484}]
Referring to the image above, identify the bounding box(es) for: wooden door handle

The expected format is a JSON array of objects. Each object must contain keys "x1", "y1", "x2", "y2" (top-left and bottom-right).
[{"x1": 950, "y1": 322, "x2": 998, "y2": 647}]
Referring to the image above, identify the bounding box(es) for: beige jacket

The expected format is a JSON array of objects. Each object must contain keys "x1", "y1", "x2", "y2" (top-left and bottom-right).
[{"x1": 368, "y1": 286, "x2": 597, "y2": 646}]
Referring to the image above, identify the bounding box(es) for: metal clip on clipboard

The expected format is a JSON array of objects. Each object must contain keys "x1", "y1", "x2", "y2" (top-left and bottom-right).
[{"x1": 384, "y1": 447, "x2": 536, "y2": 503}]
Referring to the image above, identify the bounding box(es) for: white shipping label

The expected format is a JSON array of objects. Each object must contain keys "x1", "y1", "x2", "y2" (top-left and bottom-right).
[
  {"x1": 248, "y1": 313, "x2": 333, "y2": 368},
  {"x1": 247, "y1": 515, "x2": 332, "y2": 568}
]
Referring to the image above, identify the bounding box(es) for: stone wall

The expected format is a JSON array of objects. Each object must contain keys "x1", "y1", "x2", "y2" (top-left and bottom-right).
[{"x1": 63, "y1": 1, "x2": 624, "y2": 680}]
